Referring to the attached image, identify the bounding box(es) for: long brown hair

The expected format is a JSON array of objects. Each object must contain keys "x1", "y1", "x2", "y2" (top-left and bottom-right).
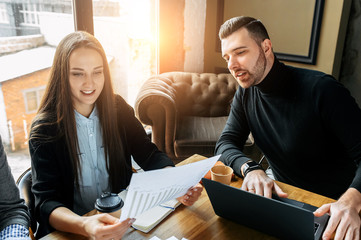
[{"x1": 30, "y1": 31, "x2": 127, "y2": 191}]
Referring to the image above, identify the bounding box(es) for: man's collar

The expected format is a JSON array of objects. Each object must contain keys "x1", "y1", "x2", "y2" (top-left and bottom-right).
[{"x1": 254, "y1": 57, "x2": 290, "y2": 95}]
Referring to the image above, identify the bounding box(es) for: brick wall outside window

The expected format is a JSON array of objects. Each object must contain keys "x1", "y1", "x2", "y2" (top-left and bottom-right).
[{"x1": 2, "y1": 68, "x2": 50, "y2": 150}]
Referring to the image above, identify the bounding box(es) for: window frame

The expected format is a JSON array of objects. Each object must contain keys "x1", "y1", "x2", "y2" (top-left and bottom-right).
[
  {"x1": 22, "y1": 86, "x2": 46, "y2": 114},
  {"x1": 0, "y1": 3, "x2": 9, "y2": 24},
  {"x1": 19, "y1": 2, "x2": 41, "y2": 26},
  {"x1": 72, "y1": 0, "x2": 94, "y2": 35}
]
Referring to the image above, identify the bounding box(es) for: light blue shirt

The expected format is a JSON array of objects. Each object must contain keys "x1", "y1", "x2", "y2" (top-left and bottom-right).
[{"x1": 73, "y1": 107, "x2": 110, "y2": 215}]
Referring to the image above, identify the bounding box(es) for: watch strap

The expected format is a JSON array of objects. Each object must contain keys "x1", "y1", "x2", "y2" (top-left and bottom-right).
[{"x1": 243, "y1": 161, "x2": 263, "y2": 178}]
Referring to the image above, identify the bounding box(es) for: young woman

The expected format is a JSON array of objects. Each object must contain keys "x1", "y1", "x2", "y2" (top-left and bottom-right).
[{"x1": 29, "y1": 31, "x2": 202, "y2": 239}]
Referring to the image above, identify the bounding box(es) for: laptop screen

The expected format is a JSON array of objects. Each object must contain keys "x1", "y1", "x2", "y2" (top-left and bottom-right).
[{"x1": 202, "y1": 178, "x2": 328, "y2": 240}]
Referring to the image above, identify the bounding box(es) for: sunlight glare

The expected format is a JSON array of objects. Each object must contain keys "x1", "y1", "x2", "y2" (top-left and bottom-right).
[{"x1": 125, "y1": 0, "x2": 154, "y2": 41}]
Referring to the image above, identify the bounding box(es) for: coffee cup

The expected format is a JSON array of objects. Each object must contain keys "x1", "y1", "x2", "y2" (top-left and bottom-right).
[
  {"x1": 95, "y1": 192, "x2": 124, "y2": 218},
  {"x1": 211, "y1": 165, "x2": 233, "y2": 185}
]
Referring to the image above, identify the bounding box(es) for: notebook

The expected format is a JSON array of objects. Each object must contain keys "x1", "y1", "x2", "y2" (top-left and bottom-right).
[
  {"x1": 119, "y1": 190, "x2": 181, "y2": 233},
  {"x1": 202, "y1": 178, "x2": 330, "y2": 240},
  {"x1": 132, "y1": 198, "x2": 181, "y2": 233},
  {"x1": 121, "y1": 155, "x2": 219, "y2": 232}
]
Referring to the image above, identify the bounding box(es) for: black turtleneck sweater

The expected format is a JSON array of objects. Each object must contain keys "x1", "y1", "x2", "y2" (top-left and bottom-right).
[{"x1": 215, "y1": 59, "x2": 361, "y2": 199}]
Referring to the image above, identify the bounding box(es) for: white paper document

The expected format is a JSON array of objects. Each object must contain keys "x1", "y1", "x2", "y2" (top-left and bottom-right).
[
  {"x1": 119, "y1": 155, "x2": 220, "y2": 221},
  {"x1": 119, "y1": 190, "x2": 181, "y2": 233}
]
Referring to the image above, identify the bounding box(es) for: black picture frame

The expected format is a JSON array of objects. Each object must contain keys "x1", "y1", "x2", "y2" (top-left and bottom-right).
[{"x1": 274, "y1": 0, "x2": 325, "y2": 65}]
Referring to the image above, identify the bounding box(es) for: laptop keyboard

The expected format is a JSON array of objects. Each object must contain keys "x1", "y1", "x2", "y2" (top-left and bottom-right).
[{"x1": 314, "y1": 222, "x2": 320, "y2": 233}]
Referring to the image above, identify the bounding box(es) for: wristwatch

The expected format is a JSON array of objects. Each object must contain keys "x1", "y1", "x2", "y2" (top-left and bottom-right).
[{"x1": 242, "y1": 161, "x2": 263, "y2": 178}]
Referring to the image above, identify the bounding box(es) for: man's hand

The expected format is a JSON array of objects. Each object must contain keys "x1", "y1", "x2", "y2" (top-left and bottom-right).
[
  {"x1": 177, "y1": 183, "x2": 203, "y2": 206},
  {"x1": 314, "y1": 188, "x2": 361, "y2": 240},
  {"x1": 241, "y1": 170, "x2": 287, "y2": 199}
]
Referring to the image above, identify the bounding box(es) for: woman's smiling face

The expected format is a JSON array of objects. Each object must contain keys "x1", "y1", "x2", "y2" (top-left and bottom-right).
[{"x1": 68, "y1": 47, "x2": 104, "y2": 117}]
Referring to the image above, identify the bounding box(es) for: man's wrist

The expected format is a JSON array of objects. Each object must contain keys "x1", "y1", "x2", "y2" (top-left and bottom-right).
[
  {"x1": 241, "y1": 161, "x2": 263, "y2": 178},
  {"x1": 340, "y1": 188, "x2": 361, "y2": 213}
]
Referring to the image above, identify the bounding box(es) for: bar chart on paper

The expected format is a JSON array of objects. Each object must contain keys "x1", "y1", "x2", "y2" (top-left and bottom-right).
[
  {"x1": 120, "y1": 155, "x2": 220, "y2": 221},
  {"x1": 126, "y1": 185, "x2": 189, "y2": 218}
]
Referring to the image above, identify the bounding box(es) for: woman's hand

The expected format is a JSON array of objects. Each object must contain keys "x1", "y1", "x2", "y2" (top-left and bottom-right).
[
  {"x1": 49, "y1": 207, "x2": 135, "y2": 239},
  {"x1": 177, "y1": 183, "x2": 203, "y2": 206},
  {"x1": 83, "y1": 214, "x2": 135, "y2": 240}
]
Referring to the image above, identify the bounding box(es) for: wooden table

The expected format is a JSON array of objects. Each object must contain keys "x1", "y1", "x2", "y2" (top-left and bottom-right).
[{"x1": 41, "y1": 154, "x2": 336, "y2": 240}]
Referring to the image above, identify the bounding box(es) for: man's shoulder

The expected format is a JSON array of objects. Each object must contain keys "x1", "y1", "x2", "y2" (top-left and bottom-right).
[
  {"x1": 285, "y1": 64, "x2": 337, "y2": 87},
  {"x1": 286, "y1": 64, "x2": 330, "y2": 79}
]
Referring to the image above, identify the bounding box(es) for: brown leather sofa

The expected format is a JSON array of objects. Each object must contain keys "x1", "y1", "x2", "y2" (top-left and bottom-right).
[{"x1": 135, "y1": 72, "x2": 257, "y2": 163}]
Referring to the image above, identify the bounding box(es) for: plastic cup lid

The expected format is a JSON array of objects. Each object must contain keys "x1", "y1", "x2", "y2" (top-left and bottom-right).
[{"x1": 95, "y1": 192, "x2": 123, "y2": 213}]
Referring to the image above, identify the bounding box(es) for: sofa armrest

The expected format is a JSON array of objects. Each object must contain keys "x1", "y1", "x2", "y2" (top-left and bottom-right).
[{"x1": 135, "y1": 76, "x2": 177, "y2": 157}]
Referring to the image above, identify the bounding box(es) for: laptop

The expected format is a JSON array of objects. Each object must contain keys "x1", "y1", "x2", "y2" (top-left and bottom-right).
[{"x1": 202, "y1": 178, "x2": 330, "y2": 240}]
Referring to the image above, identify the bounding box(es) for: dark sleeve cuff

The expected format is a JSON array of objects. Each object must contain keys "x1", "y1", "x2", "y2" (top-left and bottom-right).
[
  {"x1": 349, "y1": 164, "x2": 361, "y2": 194},
  {"x1": 38, "y1": 200, "x2": 66, "y2": 235},
  {"x1": 220, "y1": 154, "x2": 251, "y2": 177},
  {"x1": 145, "y1": 151, "x2": 174, "y2": 170}
]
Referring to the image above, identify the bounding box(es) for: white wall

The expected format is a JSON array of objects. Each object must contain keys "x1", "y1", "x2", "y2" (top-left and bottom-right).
[{"x1": 183, "y1": 0, "x2": 206, "y2": 73}]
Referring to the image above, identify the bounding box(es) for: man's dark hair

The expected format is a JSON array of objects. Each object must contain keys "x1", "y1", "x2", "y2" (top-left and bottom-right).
[{"x1": 219, "y1": 16, "x2": 270, "y2": 46}]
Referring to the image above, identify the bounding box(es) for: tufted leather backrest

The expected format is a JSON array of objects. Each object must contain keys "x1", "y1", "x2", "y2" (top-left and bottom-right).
[{"x1": 159, "y1": 72, "x2": 238, "y2": 117}]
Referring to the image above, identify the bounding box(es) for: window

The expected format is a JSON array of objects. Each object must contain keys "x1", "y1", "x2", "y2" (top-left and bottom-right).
[
  {"x1": 92, "y1": 0, "x2": 158, "y2": 106},
  {"x1": 0, "y1": 3, "x2": 9, "y2": 24},
  {"x1": 19, "y1": 2, "x2": 40, "y2": 26},
  {"x1": 23, "y1": 86, "x2": 45, "y2": 113},
  {"x1": 0, "y1": 0, "x2": 74, "y2": 179}
]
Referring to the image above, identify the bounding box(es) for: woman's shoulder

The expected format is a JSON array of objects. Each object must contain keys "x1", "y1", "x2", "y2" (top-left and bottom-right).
[
  {"x1": 31, "y1": 113, "x2": 57, "y2": 132},
  {"x1": 114, "y1": 94, "x2": 128, "y2": 106},
  {"x1": 30, "y1": 113, "x2": 61, "y2": 145},
  {"x1": 114, "y1": 94, "x2": 133, "y2": 112}
]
